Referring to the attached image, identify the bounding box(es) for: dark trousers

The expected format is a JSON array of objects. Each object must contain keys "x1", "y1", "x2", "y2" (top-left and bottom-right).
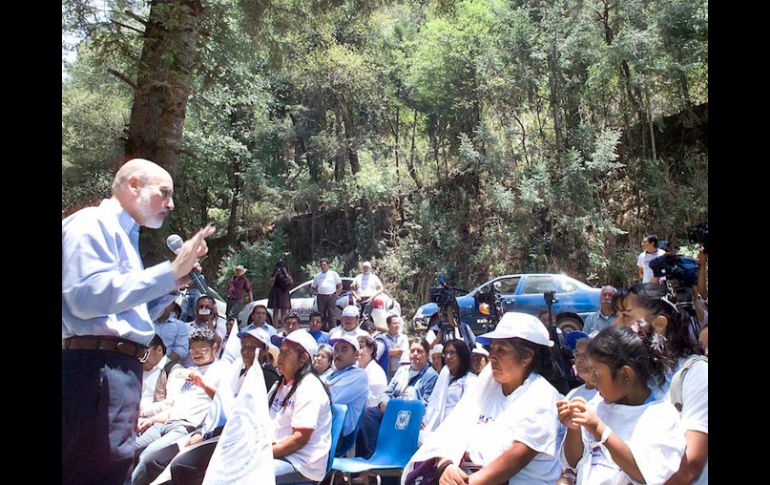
[
  {"x1": 226, "y1": 298, "x2": 245, "y2": 319},
  {"x1": 355, "y1": 406, "x2": 385, "y2": 459},
  {"x1": 317, "y1": 293, "x2": 337, "y2": 331},
  {"x1": 159, "y1": 439, "x2": 218, "y2": 485},
  {"x1": 62, "y1": 349, "x2": 142, "y2": 485}
]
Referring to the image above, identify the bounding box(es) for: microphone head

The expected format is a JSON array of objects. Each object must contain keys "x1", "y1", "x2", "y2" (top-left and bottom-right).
[{"x1": 166, "y1": 234, "x2": 184, "y2": 254}]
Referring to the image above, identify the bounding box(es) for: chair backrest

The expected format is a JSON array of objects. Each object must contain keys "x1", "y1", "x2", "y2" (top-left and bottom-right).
[
  {"x1": 327, "y1": 403, "x2": 348, "y2": 473},
  {"x1": 335, "y1": 403, "x2": 366, "y2": 457},
  {"x1": 370, "y1": 400, "x2": 426, "y2": 467}
]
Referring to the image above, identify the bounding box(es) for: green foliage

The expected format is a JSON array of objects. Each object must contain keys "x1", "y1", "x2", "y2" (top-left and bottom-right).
[{"x1": 63, "y1": 0, "x2": 708, "y2": 316}]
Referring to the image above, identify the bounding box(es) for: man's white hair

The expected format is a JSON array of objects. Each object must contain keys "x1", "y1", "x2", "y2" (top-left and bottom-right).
[{"x1": 111, "y1": 158, "x2": 168, "y2": 194}]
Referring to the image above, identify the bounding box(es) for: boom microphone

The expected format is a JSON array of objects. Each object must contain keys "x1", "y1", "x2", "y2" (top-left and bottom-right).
[{"x1": 166, "y1": 234, "x2": 210, "y2": 295}]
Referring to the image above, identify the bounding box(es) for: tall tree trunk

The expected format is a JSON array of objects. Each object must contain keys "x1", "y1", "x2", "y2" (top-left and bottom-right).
[
  {"x1": 342, "y1": 106, "x2": 359, "y2": 175},
  {"x1": 546, "y1": 48, "x2": 564, "y2": 163},
  {"x1": 126, "y1": 0, "x2": 203, "y2": 173},
  {"x1": 407, "y1": 109, "x2": 422, "y2": 189},
  {"x1": 128, "y1": 0, "x2": 204, "y2": 267},
  {"x1": 392, "y1": 107, "x2": 400, "y2": 183},
  {"x1": 334, "y1": 105, "x2": 345, "y2": 182}
]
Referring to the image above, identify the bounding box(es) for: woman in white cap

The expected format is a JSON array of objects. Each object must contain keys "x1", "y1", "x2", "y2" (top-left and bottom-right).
[
  {"x1": 402, "y1": 312, "x2": 565, "y2": 485},
  {"x1": 268, "y1": 330, "x2": 333, "y2": 483}
]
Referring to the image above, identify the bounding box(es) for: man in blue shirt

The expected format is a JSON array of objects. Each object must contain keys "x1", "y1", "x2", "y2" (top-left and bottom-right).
[
  {"x1": 581, "y1": 285, "x2": 617, "y2": 336},
  {"x1": 308, "y1": 311, "x2": 330, "y2": 345},
  {"x1": 154, "y1": 301, "x2": 189, "y2": 365},
  {"x1": 62, "y1": 158, "x2": 215, "y2": 485},
  {"x1": 326, "y1": 335, "x2": 370, "y2": 438}
]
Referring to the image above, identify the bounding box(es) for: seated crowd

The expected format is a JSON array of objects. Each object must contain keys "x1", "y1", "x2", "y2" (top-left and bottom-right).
[{"x1": 134, "y1": 280, "x2": 707, "y2": 485}]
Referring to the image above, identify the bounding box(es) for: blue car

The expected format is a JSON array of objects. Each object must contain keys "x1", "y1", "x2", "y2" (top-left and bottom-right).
[{"x1": 412, "y1": 274, "x2": 601, "y2": 335}]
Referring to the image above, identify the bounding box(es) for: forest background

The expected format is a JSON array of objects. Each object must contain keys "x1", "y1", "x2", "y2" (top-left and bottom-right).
[{"x1": 62, "y1": 0, "x2": 708, "y2": 318}]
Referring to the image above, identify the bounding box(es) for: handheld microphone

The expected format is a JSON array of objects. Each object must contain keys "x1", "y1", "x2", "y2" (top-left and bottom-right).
[{"x1": 166, "y1": 234, "x2": 210, "y2": 295}]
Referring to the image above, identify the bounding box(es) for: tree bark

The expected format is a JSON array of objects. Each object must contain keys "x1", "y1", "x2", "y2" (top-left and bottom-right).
[
  {"x1": 125, "y1": 0, "x2": 204, "y2": 175},
  {"x1": 128, "y1": 0, "x2": 204, "y2": 267},
  {"x1": 546, "y1": 48, "x2": 564, "y2": 163},
  {"x1": 334, "y1": 105, "x2": 345, "y2": 182},
  {"x1": 407, "y1": 109, "x2": 422, "y2": 189}
]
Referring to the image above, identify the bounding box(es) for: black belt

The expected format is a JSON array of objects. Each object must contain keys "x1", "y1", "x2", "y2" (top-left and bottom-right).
[{"x1": 63, "y1": 336, "x2": 149, "y2": 363}]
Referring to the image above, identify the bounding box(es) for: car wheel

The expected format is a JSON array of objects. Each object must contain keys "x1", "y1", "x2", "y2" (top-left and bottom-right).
[{"x1": 556, "y1": 316, "x2": 583, "y2": 333}]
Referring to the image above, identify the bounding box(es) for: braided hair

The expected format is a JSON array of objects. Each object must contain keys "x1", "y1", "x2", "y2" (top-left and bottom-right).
[
  {"x1": 268, "y1": 343, "x2": 330, "y2": 409},
  {"x1": 587, "y1": 323, "x2": 672, "y2": 388}
]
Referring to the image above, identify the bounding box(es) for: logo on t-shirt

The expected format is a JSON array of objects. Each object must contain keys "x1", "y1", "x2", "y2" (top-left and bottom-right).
[
  {"x1": 477, "y1": 414, "x2": 495, "y2": 424},
  {"x1": 396, "y1": 410, "x2": 411, "y2": 430}
]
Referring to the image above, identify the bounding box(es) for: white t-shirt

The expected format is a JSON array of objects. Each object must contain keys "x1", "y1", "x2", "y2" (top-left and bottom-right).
[
  {"x1": 364, "y1": 359, "x2": 388, "y2": 407},
  {"x1": 637, "y1": 249, "x2": 665, "y2": 283},
  {"x1": 565, "y1": 384, "x2": 598, "y2": 404},
  {"x1": 329, "y1": 326, "x2": 369, "y2": 340},
  {"x1": 567, "y1": 398, "x2": 685, "y2": 485},
  {"x1": 140, "y1": 356, "x2": 168, "y2": 415},
  {"x1": 352, "y1": 273, "x2": 383, "y2": 298},
  {"x1": 311, "y1": 270, "x2": 342, "y2": 295},
  {"x1": 269, "y1": 375, "x2": 332, "y2": 481},
  {"x1": 466, "y1": 374, "x2": 563, "y2": 484},
  {"x1": 664, "y1": 357, "x2": 708, "y2": 485},
  {"x1": 167, "y1": 360, "x2": 228, "y2": 425}
]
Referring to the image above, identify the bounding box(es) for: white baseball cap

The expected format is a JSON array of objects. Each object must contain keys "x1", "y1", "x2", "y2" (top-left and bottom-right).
[
  {"x1": 342, "y1": 305, "x2": 359, "y2": 318},
  {"x1": 471, "y1": 345, "x2": 489, "y2": 357},
  {"x1": 238, "y1": 326, "x2": 271, "y2": 347},
  {"x1": 329, "y1": 334, "x2": 360, "y2": 351},
  {"x1": 476, "y1": 312, "x2": 554, "y2": 347},
  {"x1": 429, "y1": 344, "x2": 443, "y2": 358},
  {"x1": 271, "y1": 329, "x2": 319, "y2": 358}
]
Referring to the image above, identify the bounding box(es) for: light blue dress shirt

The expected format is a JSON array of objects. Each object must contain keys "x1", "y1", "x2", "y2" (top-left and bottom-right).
[
  {"x1": 62, "y1": 198, "x2": 177, "y2": 346},
  {"x1": 326, "y1": 365, "x2": 369, "y2": 436},
  {"x1": 155, "y1": 315, "x2": 190, "y2": 359}
]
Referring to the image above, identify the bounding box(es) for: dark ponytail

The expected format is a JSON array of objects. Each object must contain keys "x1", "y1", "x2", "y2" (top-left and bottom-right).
[
  {"x1": 587, "y1": 324, "x2": 672, "y2": 388},
  {"x1": 509, "y1": 338, "x2": 569, "y2": 394},
  {"x1": 613, "y1": 283, "x2": 700, "y2": 360},
  {"x1": 268, "y1": 350, "x2": 331, "y2": 409}
]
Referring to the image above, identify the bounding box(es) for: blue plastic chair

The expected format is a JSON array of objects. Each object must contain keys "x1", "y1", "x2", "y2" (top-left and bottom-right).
[
  {"x1": 291, "y1": 402, "x2": 347, "y2": 485},
  {"x1": 336, "y1": 403, "x2": 366, "y2": 457},
  {"x1": 329, "y1": 400, "x2": 426, "y2": 483}
]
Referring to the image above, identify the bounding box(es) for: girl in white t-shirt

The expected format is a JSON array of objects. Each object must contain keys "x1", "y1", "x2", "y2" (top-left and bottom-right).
[
  {"x1": 557, "y1": 324, "x2": 685, "y2": 485},
  {"x1": 613, "y1": 283, "x2": 708, "y2": 484},
  {"x1": 420, "y1": 339, "x2": 477, "y2": 445}
]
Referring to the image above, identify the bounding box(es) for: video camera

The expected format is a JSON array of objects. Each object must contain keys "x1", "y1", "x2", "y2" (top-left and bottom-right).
[
  {"x1": 687, "y1": 223, "x2": 709, "y2": 253},
  {"x1": 649, "y1": 253, "x2": 700, "y2": 311},
  {"x1": 429, "y1": 280, "x2": 457, "y2": 310}
]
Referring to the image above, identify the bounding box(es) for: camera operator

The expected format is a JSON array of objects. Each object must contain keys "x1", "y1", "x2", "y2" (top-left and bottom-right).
[{"x1": 648, "y1": 243, "x2": 704, "y2": 342}]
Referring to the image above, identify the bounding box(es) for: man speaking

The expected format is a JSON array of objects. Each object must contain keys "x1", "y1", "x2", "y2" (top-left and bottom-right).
[{"x1": 62, "y1": 158, "x2": 215, "y2": 485}]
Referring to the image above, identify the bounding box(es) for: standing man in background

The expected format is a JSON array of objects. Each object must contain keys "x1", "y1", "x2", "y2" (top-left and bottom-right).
[
  {"x1": 637, "y1": 234, "x2": 665, "y2": 283},
  {"x1": 310, "y1": 257, "x2": 342, "y2": 330},
  {"x1": 225, "y1": 265, "x2": 253, "y2": 319},
  {"x1": 62, "y1": 158, "x2": 215, "y2": 485}
]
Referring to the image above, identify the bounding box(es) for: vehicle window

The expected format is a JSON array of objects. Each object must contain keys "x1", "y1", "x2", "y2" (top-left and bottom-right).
[
  {"x1": 495, "y1": 277, "x2": 520, "y2": 294},
  {"x1": 292, "y1": 284, "x2": 311, "y2": 298},
  {"x1": 561, "y1": 277, "x2": 578, "y2": 293},
  {"x1": 520, "y1": 276, "x2": 557, "y2": 294}
]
